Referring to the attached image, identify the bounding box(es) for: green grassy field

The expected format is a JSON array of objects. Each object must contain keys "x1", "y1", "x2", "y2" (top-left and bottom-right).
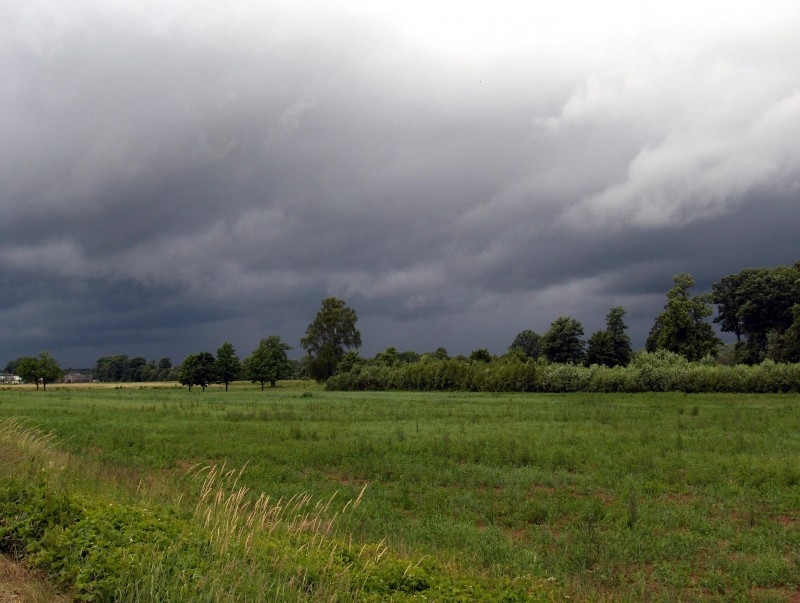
[{"x1": 1, "y1": 382, "x2": 799, "y2": 600}]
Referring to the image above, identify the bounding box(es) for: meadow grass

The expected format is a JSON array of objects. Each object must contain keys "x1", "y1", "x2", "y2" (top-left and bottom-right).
[{"x1": 1, "y1": 382, "x2": 799, "y2": 600}]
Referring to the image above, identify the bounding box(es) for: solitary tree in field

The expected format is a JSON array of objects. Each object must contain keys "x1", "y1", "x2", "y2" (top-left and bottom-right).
[
  {"x1": 245, "y1": 335, "x2": 293, "y2": 389},
  {"x1": 301, "y1": 297, "x2": 361, "y2": 382},
  {"x1": 216, "y1": 342, "x2": 242, "y2": 391}
]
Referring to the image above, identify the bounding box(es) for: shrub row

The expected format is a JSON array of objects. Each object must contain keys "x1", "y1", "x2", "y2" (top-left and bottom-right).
[{"x1": 326, "y1": 351, "x2": 800, "y2": 393}]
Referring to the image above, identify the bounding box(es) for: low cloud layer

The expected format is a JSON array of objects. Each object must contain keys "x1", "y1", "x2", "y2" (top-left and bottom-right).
[{"x1": 2, "y1": 1, "x2": 799, "y2": 367}]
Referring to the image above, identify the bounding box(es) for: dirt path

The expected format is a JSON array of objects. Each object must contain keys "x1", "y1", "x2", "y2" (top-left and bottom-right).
[{"x1": 0, "y1": 557, "x2": 64, "y2": 603}]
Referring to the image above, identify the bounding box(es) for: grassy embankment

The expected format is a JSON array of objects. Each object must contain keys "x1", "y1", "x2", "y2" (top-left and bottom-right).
[{"x1": 0, "y1": 382, "x2": 799, "y2": 600}]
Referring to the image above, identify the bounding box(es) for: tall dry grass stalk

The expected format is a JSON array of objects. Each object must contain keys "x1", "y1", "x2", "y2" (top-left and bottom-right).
[
  {"x1": 0, "y1": 418, "x2": 176, "y2": 504},
  {"x1": 0, "y1": 417, "x2": 64, "y2": 475},
  {"x1": 0, "y1": 420, "x2": 389, "y2": 601},
  {"x1": 188, "y1": 462, "x2": 368, "y2": 555},
  {"x1": 178, "y1": 463, "x2": 383, "y2": 600}
]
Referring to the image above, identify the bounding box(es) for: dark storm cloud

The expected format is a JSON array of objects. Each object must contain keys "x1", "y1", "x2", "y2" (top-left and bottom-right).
[{"x1": 2, "y1": 1, "x2": 800, "y2": 366}]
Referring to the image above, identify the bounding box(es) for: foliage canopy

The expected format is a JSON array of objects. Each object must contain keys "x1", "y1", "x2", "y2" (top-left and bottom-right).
[
  {"x1": 301, "y1": 297, "x2": 361, "y2": 382},
  {"x1": 178, "y1": 352, "x2": 217, "y2": 391},
  {"x1": 13, "y1": 352, "x2": 63, "y2": 391},
  {"x1": 542, "y1": 316, "x2": 585, "y2": 364},
  {"x1": 713, "y1": 262, "x2": 800, "y2": 364},
  {"x1": 215, "y1": 342, "x2": 242, "y2": 391},
  {"x1": 508, "y1": 329, "x2": 542, "y2": 359},
  {"x1": 244, "y1": 335, "x2": 293, "y2": 389},
  {"x1": 647, "y1": 273, "x2": 721, "y2": 361}
]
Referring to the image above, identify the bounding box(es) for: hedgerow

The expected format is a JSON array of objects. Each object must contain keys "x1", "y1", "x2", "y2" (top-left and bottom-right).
[{"x1": 326, "y1": 352, "x2": 800, "y2": 393}]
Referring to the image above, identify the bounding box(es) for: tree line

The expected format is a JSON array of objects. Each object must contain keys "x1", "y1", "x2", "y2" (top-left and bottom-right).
[
  {"x1": 502, "y1": 264, "x2": 800, "y2": 367},
  {"x1": 4, "y1": 261, "x2": 799, "y2": 390},
  {"x1": 324, "y1": 262, "x2": 800, "y2": 392},
  {"x1": 94, "y1": 356, "x2": 176, "y2": 382},
  {"x1": 177, "y1": 337, "x2": 294, "y2": 391}
]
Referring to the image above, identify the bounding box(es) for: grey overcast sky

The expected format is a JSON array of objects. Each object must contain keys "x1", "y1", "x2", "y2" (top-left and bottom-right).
[{"x1": 2, "y1": 0, "x2": 800, "y2": 368}]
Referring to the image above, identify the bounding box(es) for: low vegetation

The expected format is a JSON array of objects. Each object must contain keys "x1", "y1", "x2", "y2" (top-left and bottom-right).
[
  {"x1": 1, "y1": 383, "x2": 799, "y2": 600},
  {"x1": 327, "y1": 350, "x2": 800, "y2": 393},
  {"x1": 0, "y1": 402, "x2": 555, "y2": 601}
]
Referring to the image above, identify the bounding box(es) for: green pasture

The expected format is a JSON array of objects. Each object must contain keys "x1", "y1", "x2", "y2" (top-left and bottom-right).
[{"x1": 1, "y1": 382, "x2": 799, "y2": 600}]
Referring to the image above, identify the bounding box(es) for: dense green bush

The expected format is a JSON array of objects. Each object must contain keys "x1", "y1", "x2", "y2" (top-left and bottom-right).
[
  {"x1": 326, "y1": 352, "x2": 800, "y2": 393},
  {"x1": 0, "y1": 476, "x2": 207, "y2": 601}
]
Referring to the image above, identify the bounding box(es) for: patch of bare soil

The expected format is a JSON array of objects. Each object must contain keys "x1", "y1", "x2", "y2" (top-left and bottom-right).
[{"x1": 0, "y1": 556, "x2": 64, "y2": 603}]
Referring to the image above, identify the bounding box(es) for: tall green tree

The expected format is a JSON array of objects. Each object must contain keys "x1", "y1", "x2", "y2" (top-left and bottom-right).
[
  {"x1": 14, "y1": 356, "x2": 41, "y2": 390},
  {"x1": 94, "y1": 355, "x2": 129, "y2": 382},
  {"x1": 605, "y1": 306, "x2": 633, "y2": 367},
  {"x1": 179, "y1": 352, "x2": 217, "y2": 391},
  {"x1": 127, "y1": 357, "x2": 147, "y2": 382},
  {"x1": 783, "y1": 304, "x2": 800, "y2": 363},
  {"x1": 585, "y1": 330, "x2": 616, "y2": 367},
  {"x1": 712, "y1": 263, "x2": 800, "y2": 364},
  {"x1": 508, "y1": 329, "x2": 542, "y2": 359},
  {"x1": 156, "y1": 358, "x2": 173, "y2": 381},
  {"x1": 469, "y1": 348, "x2": 493, "y2": 363},
  {"x1": 245, "y1": 335, "x2": 293, "y2": 389},
  {"x1": 301, "y1": 297, "x2": 362, "y2": 382},
  {"x1": 543, "y1": 316, "x2": 585, "y2": 364},
  {"x1": 373, "y1": 347, "x2": 399, "y2": 367},
  {"x1": 15, "y1": 352, "x2": 64, "y2": 391},
  {"x1": 37, "y1": 352, "x2": 64, "y2": 390},
  {"x1": 4, "y1": 358, "x2": 23, "y2": 374},
  {"x1": 178, "y1": 354, "x2": 199, "y2": 390},
  {"x1": 432, "y1": 347, "x2": 449, "y2": 360},
  {"x1": 334, "y1": 351, "x2": 363, "y2": 375},
  {"x1": 397, "y1": 350, "x2": 421, "y2": 364},
  {"x1": 765, "y1": 304, "x2": 800, "y2": 363},
  {"x1": 216, "y1": 342, "x2": 242, "y2": 391},
  {"x1": 647, "y1": 273, "x2": 721, "y2": 361}
]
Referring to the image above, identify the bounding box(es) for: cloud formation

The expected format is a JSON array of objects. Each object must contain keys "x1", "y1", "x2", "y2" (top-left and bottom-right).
[{"x1": 2, "y1": 0, "x2": 799, "y2": 367}]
